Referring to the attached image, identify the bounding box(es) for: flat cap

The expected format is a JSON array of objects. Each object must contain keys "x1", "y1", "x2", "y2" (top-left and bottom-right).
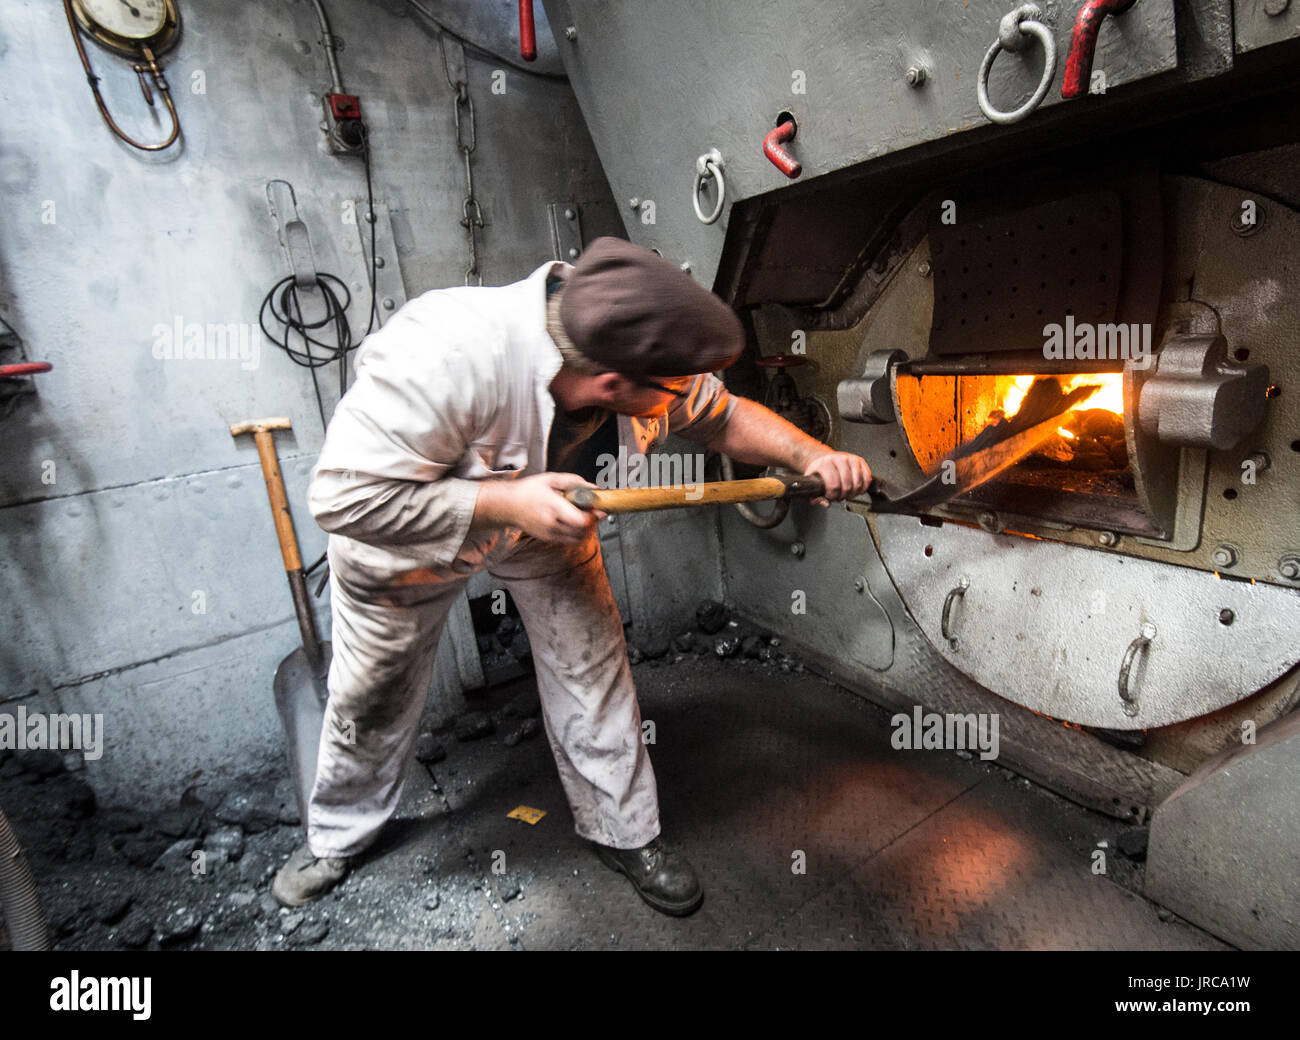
[{"x1": 558, "y1": 237, "x2": 744, "y2": 377}]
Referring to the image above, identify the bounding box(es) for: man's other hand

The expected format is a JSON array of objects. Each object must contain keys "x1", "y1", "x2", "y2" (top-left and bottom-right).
[
  {"x1": 475, "y1": 472, "x2": 604, "y2": 544},
  {"x1": 803, "y1": 450, "x2": 872, "y2": 507}
]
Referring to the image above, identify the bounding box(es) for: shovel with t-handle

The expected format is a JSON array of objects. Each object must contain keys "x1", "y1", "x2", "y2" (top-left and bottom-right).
[
  {"x1": 566, "y1": 377, "x2": 1101, "y2": 516},
  {"x1": 230, "y1": 417, "x2": 330, "y2": 827}
]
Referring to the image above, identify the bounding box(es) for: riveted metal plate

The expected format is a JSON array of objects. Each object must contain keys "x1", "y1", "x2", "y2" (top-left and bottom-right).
[
  {"x1": 349, "y1": 198, "x2": 406, "y2": 327},
  {"x1": 547, "y1": 201, "x2": 585, "y2": 262}
]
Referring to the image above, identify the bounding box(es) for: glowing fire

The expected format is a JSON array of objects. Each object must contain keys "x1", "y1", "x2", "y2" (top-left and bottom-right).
[{"x1": 1000, "y1": 373, "x2": 1124, "y2": 418}]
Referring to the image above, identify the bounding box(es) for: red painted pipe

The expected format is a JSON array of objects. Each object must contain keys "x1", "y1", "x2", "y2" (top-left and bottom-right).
[
  {"x1": 0, "y1": 362, "x2": 51, "y2": 377},
  {"x1": 518, "y1": 0, "x2": 537, "y2": 62},
  {"x1": 763, "y1": 120, "x2": 801, "y2": 179},
  {"x1": 1062, "y1": 0, "x2": 1137, "y2": 99}
]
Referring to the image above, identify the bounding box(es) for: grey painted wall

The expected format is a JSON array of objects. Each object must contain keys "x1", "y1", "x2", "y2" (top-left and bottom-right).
[{"x1": 0, "y1": 0, "x2": 623, "y2": 807}]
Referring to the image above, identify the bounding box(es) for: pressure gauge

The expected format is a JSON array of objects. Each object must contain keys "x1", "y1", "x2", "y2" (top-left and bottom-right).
[{"x1": 70, "y1": 0, "x2": 180, "y2": 58}]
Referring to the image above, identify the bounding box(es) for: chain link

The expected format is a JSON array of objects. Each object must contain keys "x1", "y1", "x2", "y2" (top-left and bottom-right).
[{"x1": 440, "y1": 35, "x2": 483, "y2": 285}]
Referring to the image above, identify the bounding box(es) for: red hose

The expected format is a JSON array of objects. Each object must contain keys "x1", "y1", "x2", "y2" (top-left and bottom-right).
[
  {"x1": 763, "y1": 120, "x2": 801, "y2": 179},
  {"x1": 518, "y1": 0, "x2": 536, "y2": 62},
  {"x1": 1063, "y1": 0, "x2": 1137, "y2": 99}
]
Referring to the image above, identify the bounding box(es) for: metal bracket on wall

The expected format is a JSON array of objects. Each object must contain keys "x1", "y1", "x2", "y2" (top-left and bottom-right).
[
  {"x1": 548, "y1": 202, "x2": 584, "y2": 262},
  {"x1": 347, "y1": 198, "x2": 407, "y2": 329},
  {"x1": 266, "y1": 180, "x2": 327, "y2": 325}
]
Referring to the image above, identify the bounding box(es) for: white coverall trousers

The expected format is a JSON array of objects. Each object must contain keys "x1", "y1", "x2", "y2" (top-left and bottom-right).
[{"x1": 306, "y1": 527, "x2": 661, "y2": 860}]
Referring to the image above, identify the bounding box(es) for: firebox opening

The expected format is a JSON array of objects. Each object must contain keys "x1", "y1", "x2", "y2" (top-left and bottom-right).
[{"x1": 896, "y1": 370, "x2": 1160, "y2": 536}]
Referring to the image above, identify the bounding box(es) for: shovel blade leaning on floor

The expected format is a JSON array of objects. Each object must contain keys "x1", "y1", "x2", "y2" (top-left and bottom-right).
[{"x1": 273, "y1": 641, "x2": 332, "y2": 825}]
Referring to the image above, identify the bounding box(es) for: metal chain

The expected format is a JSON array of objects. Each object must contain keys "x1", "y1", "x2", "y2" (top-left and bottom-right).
[{"x1": 440, "y1": 34, "x2": 483, "y2": 285}]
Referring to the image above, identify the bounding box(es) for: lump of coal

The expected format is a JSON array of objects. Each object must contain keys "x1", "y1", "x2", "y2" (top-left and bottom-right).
[
  {"x1": 636, "y1": 638, "x2": 670, "y2": 660},
  {"x1": 714, "y1": 634, "x2": 741, "y2": 658},
  {"x1": 696, "y1": 600, "x2": 728, "y2": 634},
  {"x1": 503, "y1": 717, "x2": 542, "y2": 747},
  {"x1": 157, "y1": 905, "x2": 201, "y2": 946},
  {"x1": 204, "y1": 826, "x2": 246, "y2": 862},
  {"x1": 415, "y1": 732, "x2": 446, "y2": 763},
  {"x1": 152, "y1": 837, "x2": 199, "y2": 872},
  {"x1": 293, "y1": 915, "x2": 330, "y2": 946},
  {"x1": 454, "y1": 711, "x2": 495, "y2": 742},
  {"x1": 94, "y1": 891, "x2": 134, "y2": 925},
  {"x1": 116, "y1": 915, "x2": 153, "y2": 949},
  {"x1": 213, "y1": 791, "x2": 280, "y2": 834},
  {"x1": 155, "y1": 805, "x2": 204, "y2": 838},
  {"x1": 1117, "y1": 827, "x2": 1149, "y2": 862}
]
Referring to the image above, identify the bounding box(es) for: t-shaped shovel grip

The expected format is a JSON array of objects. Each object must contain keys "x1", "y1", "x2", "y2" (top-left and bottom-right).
[{"x1": 230, "y1": 417, "x2": 301, "y2": 572}]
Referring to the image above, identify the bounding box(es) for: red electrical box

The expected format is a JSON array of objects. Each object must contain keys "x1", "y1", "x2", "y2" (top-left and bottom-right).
[{"x1": 328, "y1": 93, "x2": 361, "y2": 120}]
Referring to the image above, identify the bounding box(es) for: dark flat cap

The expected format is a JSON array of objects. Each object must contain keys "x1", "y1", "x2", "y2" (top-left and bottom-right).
[{"x1": 558, "y1": 237, "x2": 744, "y2": 377}]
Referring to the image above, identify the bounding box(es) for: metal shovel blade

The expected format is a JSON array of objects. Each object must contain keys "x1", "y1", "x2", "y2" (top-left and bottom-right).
[{"x1": 272, "y1": 640, "x2": 332, "y2": 827}]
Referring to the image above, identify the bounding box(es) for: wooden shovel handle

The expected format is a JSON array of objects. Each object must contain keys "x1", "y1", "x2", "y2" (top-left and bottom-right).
[{"x1": 566, "y1": 474, "x2": 826, "y2": 514}]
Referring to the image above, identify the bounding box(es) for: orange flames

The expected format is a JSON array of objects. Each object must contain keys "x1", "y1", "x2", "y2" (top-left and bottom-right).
[{"x1": 999, "y1": 373, "x2": 1124, "y2": 418}]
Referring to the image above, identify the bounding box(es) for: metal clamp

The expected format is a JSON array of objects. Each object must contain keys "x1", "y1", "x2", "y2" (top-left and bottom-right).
[
  {"x1": 977, "y1": 4, "x2": 1057, "y2": 125},
  {"x1": 941, "y1": 576, "x2": 970, "y2": 648},
  {"x1": 693, "y1": 149, "x2": 726, "y2": 225},
  {"x1": 1117, "y1": 622, "x2": 1156, "y2": 717}
]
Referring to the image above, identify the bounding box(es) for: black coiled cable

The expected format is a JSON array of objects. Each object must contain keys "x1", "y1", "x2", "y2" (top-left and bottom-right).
[
  {"x1": 259, "y1": 125, "x2": 379, "y2": 433},
  {"x1": 259, "y1": 126, "x2": 380, "y2": 586}
]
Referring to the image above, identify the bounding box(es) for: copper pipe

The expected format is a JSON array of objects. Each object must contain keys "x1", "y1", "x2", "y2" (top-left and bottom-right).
[{"x1": 63, "y1": 0, "x2": 180, "y2": 152}]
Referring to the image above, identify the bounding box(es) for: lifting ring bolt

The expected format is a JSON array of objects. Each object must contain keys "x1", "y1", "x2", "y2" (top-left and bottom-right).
[
  {"x1": 693, "y1": 149, "x2": 726, "y2": 225},
  {"x1": 977, "y1": 4, "x2": 1057, "y2": 125}
]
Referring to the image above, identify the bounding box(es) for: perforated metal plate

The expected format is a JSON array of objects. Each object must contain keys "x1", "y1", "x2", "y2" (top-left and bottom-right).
[{"x1": 929, "y1": 190, "x2": 1123, "y2": 355}]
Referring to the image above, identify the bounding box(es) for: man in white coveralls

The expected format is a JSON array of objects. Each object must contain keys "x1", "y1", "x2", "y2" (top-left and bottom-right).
[{"x1": 273, "y1": 237, "x2": 872, "y2": 916}]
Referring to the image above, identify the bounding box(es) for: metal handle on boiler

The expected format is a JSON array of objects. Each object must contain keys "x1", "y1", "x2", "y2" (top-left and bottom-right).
[
  {"x1": 1117, "y1": 622, "x2": 1156, "y2": 717},
  {"x1": 977, "y1": 4, "x2": 1058, "y2": 125},
  {"x1": 693, "y1": 149, "x2": 726, "y2": 225},
  {"x1": 941, "y1": 576, "x2": 971, "y2": 648}
]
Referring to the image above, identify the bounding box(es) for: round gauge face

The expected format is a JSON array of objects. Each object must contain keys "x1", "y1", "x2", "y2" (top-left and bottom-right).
[{"x1": 76, "y1": 0, "x2": 169, "y2": 40}]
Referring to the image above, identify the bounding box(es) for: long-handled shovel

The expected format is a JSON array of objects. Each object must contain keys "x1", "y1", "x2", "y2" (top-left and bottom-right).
[
  {"x1": 230, "y1": 417, "x2": 330, "y2": 826},
  {"x1": 567, "y1": 377, "x2": 1099, "y2": 515}
]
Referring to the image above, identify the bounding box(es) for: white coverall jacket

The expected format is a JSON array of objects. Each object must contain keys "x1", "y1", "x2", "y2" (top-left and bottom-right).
[{"x1": 304, "y1": 259, "x2": 737, "y2": 858}]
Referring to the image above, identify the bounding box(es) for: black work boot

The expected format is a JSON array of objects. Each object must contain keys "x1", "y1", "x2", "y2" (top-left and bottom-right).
[{"x1": 593, "y1": 836, "x2": 703, "y2": 916}]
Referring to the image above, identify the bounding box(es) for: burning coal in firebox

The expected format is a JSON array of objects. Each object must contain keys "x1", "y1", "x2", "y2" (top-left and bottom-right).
[{"x1": 994, "y1": 374, "x2": 1126, "y2": 471}]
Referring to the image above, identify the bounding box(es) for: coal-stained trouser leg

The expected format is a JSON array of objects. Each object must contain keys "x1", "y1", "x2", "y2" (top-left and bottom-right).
[
  {"x1": 489, "y1": 531, "x2": 661, "y2": 850},
  {"x1": 306, "y1": 558, "x2": 466, "y2": 859}
]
